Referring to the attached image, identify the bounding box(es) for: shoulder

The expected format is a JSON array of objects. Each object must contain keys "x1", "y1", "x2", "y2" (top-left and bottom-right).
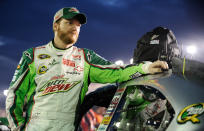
[
  {"x1": 22, "y1": 41, "x2": 47, "y2": 62},
  {"x1": 10, "y1": 48, "x2": 34, "y2": 85},
  {"x1": 22, "y1": 47, "x2": 34, "y2": 64},
  {"x1": 82, "y1": 48, "x2": 98, "y2": 61},
  {"x1": 82, "y1": 48, "x2": 94, "y2": 55},
  {"x1": 82, "y1": 48, "x2": 112, "y2": 65},
  {"x1": 35, "y1": 44, "x2": 46, "y2": 50}
]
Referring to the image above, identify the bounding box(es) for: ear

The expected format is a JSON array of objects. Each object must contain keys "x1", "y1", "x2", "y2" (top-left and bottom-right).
[{"x1": 53, "y1": 23, "x2": 59, "y2": 31}]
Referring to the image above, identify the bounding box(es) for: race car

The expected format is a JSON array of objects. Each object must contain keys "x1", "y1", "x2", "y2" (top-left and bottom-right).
[
  {"x1": 97, "y1": 26, "x2": 204, "y2": 131},
  {"x1": 98, "y1": 58, "x2": 204, "y2": 131}
]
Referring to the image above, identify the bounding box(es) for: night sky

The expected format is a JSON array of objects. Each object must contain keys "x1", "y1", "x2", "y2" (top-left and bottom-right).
[{"x1": 0, "y1": 0, "x2": 204, "y2": 91}]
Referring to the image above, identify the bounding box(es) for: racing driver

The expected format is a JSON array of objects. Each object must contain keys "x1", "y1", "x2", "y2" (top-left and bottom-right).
[{"x1": 6, "y1": 7, "x2": 169, "y2": 131}]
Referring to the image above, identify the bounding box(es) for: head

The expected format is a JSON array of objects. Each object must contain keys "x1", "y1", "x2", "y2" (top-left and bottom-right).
[{"x1": 53, "y1": 7, "x2": 86, "y2": 45}]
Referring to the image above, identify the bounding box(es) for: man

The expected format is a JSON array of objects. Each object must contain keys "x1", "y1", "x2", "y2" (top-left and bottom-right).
[{"x1": 6, "y1": 7, "x2": 168, "y2": 131}]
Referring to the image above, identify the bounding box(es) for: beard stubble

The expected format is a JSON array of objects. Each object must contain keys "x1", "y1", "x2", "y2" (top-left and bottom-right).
[{"x1": 57, "y1": 27, "x2": 79, "y2": 45}]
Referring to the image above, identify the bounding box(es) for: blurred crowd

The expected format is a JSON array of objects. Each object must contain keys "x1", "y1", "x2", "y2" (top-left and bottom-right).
[{"x1": 80, "y1": 106, "x2": 106, "y2": 131}]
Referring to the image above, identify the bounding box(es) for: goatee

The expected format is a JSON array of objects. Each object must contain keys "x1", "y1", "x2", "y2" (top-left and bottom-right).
[
  {"x1": 57, "y1": 27, "x2": 78, "y2": 45},
  {"x1": 58, "y1": 32, "x2": 74, "y2": 45}
]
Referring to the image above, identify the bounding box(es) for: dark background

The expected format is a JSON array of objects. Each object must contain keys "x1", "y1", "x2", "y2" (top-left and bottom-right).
[{"x1": 0, "y1": 0, "x2": 204, "y2": 109}]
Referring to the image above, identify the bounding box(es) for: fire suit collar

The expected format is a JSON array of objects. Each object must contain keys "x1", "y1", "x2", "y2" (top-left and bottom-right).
[
  {"x1": 52, "y1": 39, "x2": 73, "y2": 51},
  {"x1": 47, "y1": 41, "x2": 74, "y2": 56}
]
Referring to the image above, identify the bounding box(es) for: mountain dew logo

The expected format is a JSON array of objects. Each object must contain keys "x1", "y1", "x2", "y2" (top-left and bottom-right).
[
  {"x1": 177, "y1": 103, "x2": 204, "y2": 124},
  {"x1": 39, "y1": 78, "x2": 80, "y2": 96}
]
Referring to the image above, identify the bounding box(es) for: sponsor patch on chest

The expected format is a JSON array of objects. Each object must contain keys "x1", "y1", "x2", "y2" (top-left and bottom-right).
[
  {"x1": 39, "y1": 78, "x2": 80, "y2": 96},
  {"x1": 38, "y1": 54, "x2": 51, "y2": 59},
  {"x1": 62, "y1": 58, "x2": 75, "y2": 67}
]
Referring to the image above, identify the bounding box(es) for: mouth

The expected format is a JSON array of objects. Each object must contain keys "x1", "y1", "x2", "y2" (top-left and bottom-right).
[{"x1": 70, "y1": 30, "x2": 77, "y2": 34}]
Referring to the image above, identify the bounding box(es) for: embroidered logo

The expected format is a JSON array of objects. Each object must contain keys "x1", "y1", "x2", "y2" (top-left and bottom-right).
[
  {"x1": 38, "y1": 54, "x2": 51, "y2": 59},
  {"x1": 62, "y1": 58, "x2": 75, "y2": 67},
  {"x1": 129, "y1": 72, "x2": 142, "y2": 79},
  {"x1": 66, "y1": 72, "x2": 81, "y2": 75},
  {"x1": 51, "y1": 75, "x2": 65, "y2": 80},
  {"x1": 48, "y1": 59, "x2": 59, "y2": 66},
  {"x1": 24, "y1": 51, "x2": 32, "y2": 59},
  {"x1": 39, "y1": 78, "x2": 80, "y2": 96},
  {"x1": 74, "y1": 65, "x2": 84, "y2": 72},
  {"x1": 87, "y1": 51, "x2": 91, "y2": 61},
  {"x1": 37, "y1": 65, "x2": 48, "y2": 75},
  {"x1": 72, "y1": 54, "x2": 81, "y2": 60}
]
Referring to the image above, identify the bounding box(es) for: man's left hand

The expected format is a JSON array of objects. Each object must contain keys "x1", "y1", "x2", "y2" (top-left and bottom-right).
[{"x1": 142, "y1": 61, "x2": 169, "y2": 74}]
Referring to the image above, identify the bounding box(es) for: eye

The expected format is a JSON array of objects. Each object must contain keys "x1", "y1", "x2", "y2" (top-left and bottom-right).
[
  {"x1": 65, "y1": 20, "x2": 81, "y2": 27},
  {"x1": 66, "y1": 21, "x2": 75, "y2": 25},
  {"x1": 65, "y1": 21, "x2": 71, "y2": 24}
]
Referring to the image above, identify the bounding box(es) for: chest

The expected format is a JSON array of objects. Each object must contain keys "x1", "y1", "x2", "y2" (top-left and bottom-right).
[{"x1": 34, "y1": 48, "x2": 85, "y2": 92}]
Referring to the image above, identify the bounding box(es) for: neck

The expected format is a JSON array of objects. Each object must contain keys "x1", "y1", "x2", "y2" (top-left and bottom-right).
[{"x1": 53, "y1": 36, "x2": 73, "y2": 49}]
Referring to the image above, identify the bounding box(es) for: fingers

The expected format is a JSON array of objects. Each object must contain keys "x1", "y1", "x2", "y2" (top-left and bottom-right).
[
  {"x1": 151, "y1": 61, "x2": 168, "y2": 69},
  {"x1": 161, "y1": 61, "x2": 168, "y2": 69},
  {"x1": 148, "y1": 60, "x2": 169, "y2": 74},
  {"x1": 150, "y1": 68, "x2": 162, "y2": 74}
]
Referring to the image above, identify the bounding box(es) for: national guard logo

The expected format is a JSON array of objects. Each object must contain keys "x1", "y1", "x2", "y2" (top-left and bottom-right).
[
  {"x1": 37, "y1": 65, "x2": 48, "y2": 75},
  {"x1": 177, "y1": 103, "x2": 204, "y2": 124},
  {"x1": 38, "y1": 54, "x2": 51, "y2": 59},
  {"x1": 39, "y1": 78, "x2": 80, "y2": 96}
]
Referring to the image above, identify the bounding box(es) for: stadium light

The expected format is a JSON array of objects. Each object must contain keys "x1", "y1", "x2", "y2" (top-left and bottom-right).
[
  {"x1": 130, "y1": 58, "x2": 133, "y2": 64},
  {"x1": 4, "y1": 90, "x2": 8, "y2": 96},
  {"x1": 186, "y1": 45, "x2": 197, "y2": 55},
  {"x1": 115, "y1": 122, "x2": 120, "y2": 127},
  {"x1": 115, "y1": 60, "x2": 124, "y2": 66}
]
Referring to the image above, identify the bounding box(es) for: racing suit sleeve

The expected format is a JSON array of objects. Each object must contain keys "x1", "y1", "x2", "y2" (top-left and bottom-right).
[
  {"x1": 6, "y1": 48, "x2": 35, "y2": 131},
  {"x1": 83, "y1": 49, "x2": 147, "y2": 84}
]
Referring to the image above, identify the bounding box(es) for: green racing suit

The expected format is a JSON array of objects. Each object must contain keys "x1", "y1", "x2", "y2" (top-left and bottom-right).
[{"x1": 6, "y1": 41, "x2": 149, "y2": 131}]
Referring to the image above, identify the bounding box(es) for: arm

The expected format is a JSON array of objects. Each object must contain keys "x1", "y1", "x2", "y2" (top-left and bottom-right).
[
  {"x1": 84, "y1": 49, "x2": 168, "y2": 84},
  {"x1": 83, "y1": 49, "x2": 146, "y2": 84},
  {"x1": 6, "y1": 48, "x2": 34, "y2": 130},
  {"x1": 89, "y1": 63, "x2": 145, "y2": 83}
]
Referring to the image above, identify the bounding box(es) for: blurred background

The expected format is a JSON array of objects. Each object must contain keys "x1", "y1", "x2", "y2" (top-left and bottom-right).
[{"x1": 0, "y1": 0, "x2": 204, "y2": 129}]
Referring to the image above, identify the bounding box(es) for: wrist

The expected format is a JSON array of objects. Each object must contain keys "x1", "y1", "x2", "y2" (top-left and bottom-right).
[{"x1": 141, "y1": 61, "x2": 152, "y2": 74}]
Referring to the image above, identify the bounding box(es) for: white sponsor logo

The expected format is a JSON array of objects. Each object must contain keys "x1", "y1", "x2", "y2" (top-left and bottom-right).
[
  {"x1": 150, "y1": 40, "x2": 159, "y2": 44},
  {"x1": 151, "y1": 35, "x2": 159, "y2": 40}
]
